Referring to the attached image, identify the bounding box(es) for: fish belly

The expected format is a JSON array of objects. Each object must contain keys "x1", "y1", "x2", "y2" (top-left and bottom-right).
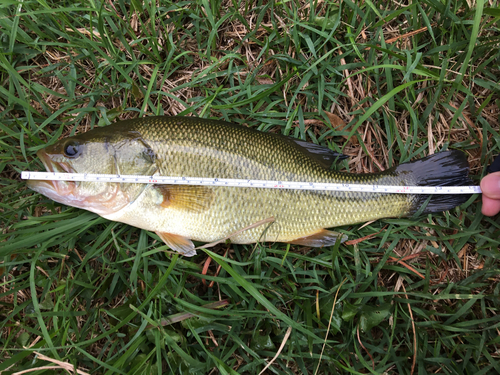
[{"x1": 103, "y1": 185, "x2": 412, "y2": 244}]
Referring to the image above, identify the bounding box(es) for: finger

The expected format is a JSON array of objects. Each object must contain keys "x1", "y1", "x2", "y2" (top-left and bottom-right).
[
  {"x1": 481, "y1": 195, "x2": 500, "y2": 216},
  {"x1": 480, "y1": 172, "x2": 500, "y2": 199}
]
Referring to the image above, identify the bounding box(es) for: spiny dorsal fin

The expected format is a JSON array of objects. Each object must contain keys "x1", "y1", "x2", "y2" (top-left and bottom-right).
[
  {"x1": 155, "y1": 185, "x2": 214, "y2": 213},
  {"x1": 156, "y1": 231, "x2": 196, "y2": 256},
  {"x1": 286, "y1": 229, "x2": 348, "y2": 247}
]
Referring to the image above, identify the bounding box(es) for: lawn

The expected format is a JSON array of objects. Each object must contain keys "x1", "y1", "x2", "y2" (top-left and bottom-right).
[{"x1": 1, "y1": 0, "x2": 500, "y2": 374}]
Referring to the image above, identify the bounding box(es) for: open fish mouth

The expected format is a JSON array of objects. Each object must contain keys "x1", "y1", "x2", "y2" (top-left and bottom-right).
[
  {"x1": 27, "y1": 150, "x2": 78, "y2": 201},
  {"x1": 37, "y1": 149, "x2": 74, "y2": 174},
  {"x1": 27, "y1": 149, "x2": 129, "y2": 215}
]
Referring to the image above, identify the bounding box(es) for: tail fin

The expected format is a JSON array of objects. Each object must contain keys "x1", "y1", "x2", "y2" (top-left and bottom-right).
[{"x1": 395, "y1": 150, "x2": 473, "y2": 214}]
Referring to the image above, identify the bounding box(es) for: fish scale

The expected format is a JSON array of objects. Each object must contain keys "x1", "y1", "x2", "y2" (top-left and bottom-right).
[
  {"x1": 27, "y1": 116, "x2": 473, "y2": 256},
  {"x1": 119, "y1": 117, "x2": 414, "y2": 242}
]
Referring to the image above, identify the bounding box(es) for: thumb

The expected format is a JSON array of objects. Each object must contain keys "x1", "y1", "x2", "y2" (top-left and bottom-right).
[{"x1": 481, "y1": 172, "x2": 500, "y2": 199}]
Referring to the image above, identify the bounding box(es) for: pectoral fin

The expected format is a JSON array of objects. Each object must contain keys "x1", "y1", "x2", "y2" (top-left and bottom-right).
[
  {"x1": 287, "y1": 229, "x2": 347, "y2": 247},
  {"x1": 155, "y1": 185, "x2": 214, "y2": 213},
  {"x1": 156, "y1": 231, "x2": 197, "y2": 256}
]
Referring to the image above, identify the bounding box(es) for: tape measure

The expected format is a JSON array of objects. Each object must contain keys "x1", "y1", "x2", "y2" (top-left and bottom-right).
[{"x1": 21, "y1": 171, "x2": 482, "y2": 195}]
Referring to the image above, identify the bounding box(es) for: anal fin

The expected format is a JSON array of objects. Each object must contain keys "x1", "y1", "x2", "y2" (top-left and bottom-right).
[
  {"x1": 156, "y1": 231, "x2": 196, "y2": 256},
  {"x1": 287, "y1": 229, "x2": 347, "y2": 247}
]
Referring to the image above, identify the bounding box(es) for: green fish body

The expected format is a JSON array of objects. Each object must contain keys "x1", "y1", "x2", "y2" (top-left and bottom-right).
[{"x1": 28, "y1": 116, "x2": 472, "y2": 256}]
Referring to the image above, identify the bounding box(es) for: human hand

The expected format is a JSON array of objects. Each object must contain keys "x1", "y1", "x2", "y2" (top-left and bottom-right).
[{"x1": 481, "y1": 172, "x2": 500, "y2": 216}]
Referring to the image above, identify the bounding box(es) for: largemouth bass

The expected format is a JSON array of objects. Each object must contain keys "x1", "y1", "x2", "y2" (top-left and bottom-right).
[{"x1": 28, "y1": 116, "x2": 472, "y2": 256}]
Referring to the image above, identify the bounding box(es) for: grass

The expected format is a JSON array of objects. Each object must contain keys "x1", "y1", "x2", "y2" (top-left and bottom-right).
[{"x1": 1, "y1": 0, "x2": 500, "y2": 373}]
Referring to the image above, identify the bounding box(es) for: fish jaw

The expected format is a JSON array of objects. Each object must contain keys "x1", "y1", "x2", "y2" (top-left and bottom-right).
[
  {"x1": 27, "y1": 149, "x2": 76, "y2": 195},
  {"x1": 27, "y1": 149, "x2": 131, "y2": 216}
]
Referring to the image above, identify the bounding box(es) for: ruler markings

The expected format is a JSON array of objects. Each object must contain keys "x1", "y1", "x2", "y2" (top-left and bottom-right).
[{"x1": 21, "y1": 171, "x2": 482, "y2": 194}]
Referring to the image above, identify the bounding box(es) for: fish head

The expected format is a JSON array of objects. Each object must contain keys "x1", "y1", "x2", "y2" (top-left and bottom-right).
[{"x1": 28, "y1": 125, "x2": 157, "y2": 215}]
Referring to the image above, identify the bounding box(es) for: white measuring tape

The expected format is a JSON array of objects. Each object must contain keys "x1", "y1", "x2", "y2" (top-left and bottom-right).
[{"x1": 21, "y1": 171, "x2": 482, "y2": 194}]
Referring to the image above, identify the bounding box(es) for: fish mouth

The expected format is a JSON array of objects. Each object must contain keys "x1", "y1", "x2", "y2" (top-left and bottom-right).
[
  {"x1": 37, "y1": 149, "x2": 74, "y2": 174},
  {"x1": 27, "y1": 149, "x2": 129, "y2": 215},
  {"x1": 27, "y1": 150, "x2": 77, "y2": 200}
]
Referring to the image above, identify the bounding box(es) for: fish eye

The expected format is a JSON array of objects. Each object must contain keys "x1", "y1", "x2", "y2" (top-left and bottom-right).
[{"x1": 63, "y1": 141, "x2": 80, "y2": 158}]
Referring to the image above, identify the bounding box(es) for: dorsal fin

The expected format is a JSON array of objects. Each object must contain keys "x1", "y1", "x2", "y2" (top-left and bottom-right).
[{"x1": 286, "y1": 137, "x2": 348, "y2": 169}]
